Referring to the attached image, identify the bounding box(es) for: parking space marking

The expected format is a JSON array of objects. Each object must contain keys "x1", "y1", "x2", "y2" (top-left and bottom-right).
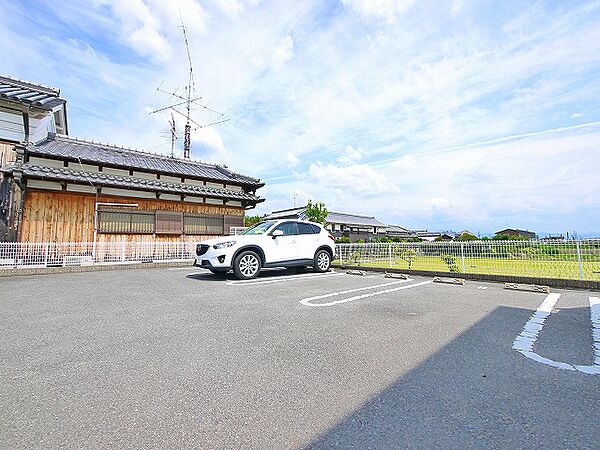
[
  {"x1": 226, "y1": 271, "x2": 344, "y2": 286},
  {"x1": 512, "y1": 294, "x2": 600, "y2": 375},
  {"x1": 300, "y1": 279, "x2": 433, "y2": 307}
]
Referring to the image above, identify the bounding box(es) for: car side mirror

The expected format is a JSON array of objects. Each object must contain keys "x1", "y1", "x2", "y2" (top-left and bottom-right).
[{"x1": 272, "y1": 229, "x2": 284, "y2": 239}]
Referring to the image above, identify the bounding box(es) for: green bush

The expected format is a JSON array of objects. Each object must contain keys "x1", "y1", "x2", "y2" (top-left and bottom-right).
[
  {"x1": 455, "y1": 232, "x2": 479, "y2": 241},
  {"x1": 441, "y1": 254, "x2": 460, "y2": 272},
  {"x1": 335, "y1": 236, "x2": 351, "y2": 244}
]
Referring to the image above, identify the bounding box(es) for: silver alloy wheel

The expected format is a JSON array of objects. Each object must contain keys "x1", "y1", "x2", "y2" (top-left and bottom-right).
[
  {"x1": 239, "y1": 254, "x2": 260, "y2": 277},
  {"x1": 317, "y1": 251, "x2": 330, "y2": 271}
]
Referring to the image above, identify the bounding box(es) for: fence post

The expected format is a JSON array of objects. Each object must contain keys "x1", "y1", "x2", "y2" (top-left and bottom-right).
[
  {"x1": 44, "y1": 243, "x2": 49, "y2": 267},
  {"x1": 460, "y1": 242, "x2": 465, "y2": 273},
  {"x1": 121, "y1": 242, "x2": 126, "y2": 263},
  {"x1": 388, "y1": 243, "x2": 392, "y2": 268},
  {"x1": 576, "y1": 240, "x2": 583, "y2": 281}
]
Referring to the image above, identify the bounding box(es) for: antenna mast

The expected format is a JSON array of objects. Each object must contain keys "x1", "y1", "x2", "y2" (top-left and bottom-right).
[
  {"x1": 148, "y1": 18, "x2": 230, "y2": 159},
  {"x1": 169, "y1": 112, "x2": 177, "y2": 158},
  {"x1": 181, "y1": 21, "x2": 193, "y2": 159}
]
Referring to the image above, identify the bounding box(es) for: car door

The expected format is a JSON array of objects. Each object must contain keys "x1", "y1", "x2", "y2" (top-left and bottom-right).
[
  {"x1": 296, "y1": 222, "x2": 322, "y2": 260},
  {"x1": 263, "y1": 221, "x2": 299, "y2": 263}
]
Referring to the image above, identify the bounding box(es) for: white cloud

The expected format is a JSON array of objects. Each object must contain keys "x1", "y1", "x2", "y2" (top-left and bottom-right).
[
  {"x1": 272, "y1": 35, "x2": 295, "y2": 69},
  {"x1": 287, "y1": 152, "x2": 300, "y2": 166},
  {"x1": 309, "y1": 162, "x2": 399, "y2": 196},
  {"x1": 341, "y1": 0, "x2": 416, "y2": 22},
  {"x1": 337, "y1": 145, "x2": 364, "y2": 165}
]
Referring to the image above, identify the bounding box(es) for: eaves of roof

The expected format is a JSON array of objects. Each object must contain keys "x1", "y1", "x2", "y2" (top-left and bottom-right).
[
  {"x1": 0, "y1": 75, "x2": 65, "y2": 110},
  {"x1": 2, "y1": 164, "x2": 264, "y2": 204}
]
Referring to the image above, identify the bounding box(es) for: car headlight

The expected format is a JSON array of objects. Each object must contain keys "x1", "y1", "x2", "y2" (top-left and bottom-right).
[{"x1": 213, "y1": 240, "x2": 237, "y2": 249}]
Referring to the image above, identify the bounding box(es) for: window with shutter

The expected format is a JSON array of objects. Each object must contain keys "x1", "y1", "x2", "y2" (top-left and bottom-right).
[
  {"x1": 155, "y1": 210, "x2": 183, "y2": 235},
  {"x1": 183, "y1": 214, "x2": 224, "y2": 235},
  {"x1": 98, "y1": 209, "x2": 155, "y2": 234}
]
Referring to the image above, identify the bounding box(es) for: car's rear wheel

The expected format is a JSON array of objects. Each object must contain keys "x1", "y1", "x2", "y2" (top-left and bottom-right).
[
  {"x1": 314, "y1": 249, "x2": 331, "y2": 272},
  {"x1": 233, "y1": 250, "x2": 261, "y2": 280}
]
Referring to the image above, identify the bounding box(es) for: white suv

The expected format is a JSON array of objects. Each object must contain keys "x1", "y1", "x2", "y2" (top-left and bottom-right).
[{"x1": 193, "y1": 219, "x2": 336, "y2": 279}]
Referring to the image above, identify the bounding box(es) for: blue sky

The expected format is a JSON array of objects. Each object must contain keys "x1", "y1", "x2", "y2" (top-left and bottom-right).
[{"x1": 2, "y1": 0, "x2": 599, "y2": 236}]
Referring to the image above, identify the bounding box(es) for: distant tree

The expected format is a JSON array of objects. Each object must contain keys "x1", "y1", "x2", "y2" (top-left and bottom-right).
[
  {"x1": 305, "y1": 200, "x2": 328, "y2": 225},
  {"x1": 244, "y1": 215, "x2": 262, "y2": 227},
  {"x1": 455, "y1": 232, "x2": 479, "y2": 241}
]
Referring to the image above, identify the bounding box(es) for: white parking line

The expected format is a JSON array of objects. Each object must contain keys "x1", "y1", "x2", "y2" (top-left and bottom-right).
[
  {"x1": 512, "y1": 294, "x2": 600, "y2": 375},
  {"x1": 226, "y1": 271, "x2": 344, "y2": 286},
  {"x1": 300, "y1": 279, "x2": 433, "y2": 307}
]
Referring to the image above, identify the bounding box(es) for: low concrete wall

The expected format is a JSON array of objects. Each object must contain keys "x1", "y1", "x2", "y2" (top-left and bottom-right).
[
  {"x1": 0, "y1": 260, "x2": 194, "y2": 278},
  {"x1": 333, "y1": 264, "x2": 600, "y2": 291}
]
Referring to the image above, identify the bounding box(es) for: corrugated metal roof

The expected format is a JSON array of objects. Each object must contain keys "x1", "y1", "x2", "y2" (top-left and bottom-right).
[
  {"x1": 0, "y1": 75, "x2": 65, "y2": 110},
  {"x1": 28, "y1": 134, "x2": 263, "y2": 187},
  {"x1": 1, "y1": 163, "x2": 264, "y2": 204}
]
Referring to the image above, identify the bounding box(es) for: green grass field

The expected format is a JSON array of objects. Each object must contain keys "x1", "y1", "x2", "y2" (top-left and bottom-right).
[{"x1": 334, "y1": 255, "x2": 600, "y2": 281}]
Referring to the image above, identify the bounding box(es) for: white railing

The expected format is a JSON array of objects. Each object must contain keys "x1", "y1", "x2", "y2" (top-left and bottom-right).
[
  {"x1": 0, "y1": 241, "x2": 198, "y2": 269},
  {"x1": 335, "y1": 240, "x2": 600, "y2": 282},
  {"x1": 229, "y1": 226, "x2": 248, "y2": 235}
]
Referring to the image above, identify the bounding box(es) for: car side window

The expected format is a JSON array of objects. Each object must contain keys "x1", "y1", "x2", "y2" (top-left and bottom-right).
[
  {"x1": 273, "y1": 222, "x2": 298, "y2": 236},
  {"x1": 298, "y1": 223, "x2": 319, "y2": 235}
]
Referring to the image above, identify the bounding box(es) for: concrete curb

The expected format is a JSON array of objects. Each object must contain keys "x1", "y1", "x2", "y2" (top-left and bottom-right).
[
  {"x1": 0, "y1": 260, "x2": 194, "y2": 277},
  {"x1": 333, "y1": 264, "x2": 600, "y2": 291}
]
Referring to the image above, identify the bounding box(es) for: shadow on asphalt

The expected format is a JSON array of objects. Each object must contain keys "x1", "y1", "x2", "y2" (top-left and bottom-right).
[
  {"x1": 185, "y1": 267, "x2": 316, "y2": 282},
  {"x1": 305, "y1": 305, "x2": 598, "y2": 449}
]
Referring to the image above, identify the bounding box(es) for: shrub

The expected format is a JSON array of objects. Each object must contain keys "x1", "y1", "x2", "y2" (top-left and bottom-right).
[
  {"x1": 441, "y1": 254, "x2": 460, "y2": 272},
  {"x1": 335, "y1": 236, "x2": 351, "y2": 244}
]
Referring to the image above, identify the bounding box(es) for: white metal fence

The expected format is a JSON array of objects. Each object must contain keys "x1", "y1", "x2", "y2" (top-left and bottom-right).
[
  {"x1": 1, "y1": 240, "x2": 599, "y2": 281},
  {"x1": 335, "y1": 240, "x2": 600, "y2": 281},
  {"x1": 0, "y1": 241, "x2": 197, "y2": 269},
  {"x1": 229, "y1": 226, "x2": 248, "y2": 235}
]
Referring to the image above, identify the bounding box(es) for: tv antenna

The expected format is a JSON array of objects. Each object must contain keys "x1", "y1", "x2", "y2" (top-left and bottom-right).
[
  {"x1": 149, "y1": 18, "x2": 230, "y2": 159},
  {"x1": 169, "y1": 112, "x2": 177, "y2": 157}
]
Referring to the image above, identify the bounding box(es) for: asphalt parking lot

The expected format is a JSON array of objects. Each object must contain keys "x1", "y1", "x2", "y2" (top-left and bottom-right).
[{"x1": 1, "y1": 267, "x2": 599, "y2": 449}]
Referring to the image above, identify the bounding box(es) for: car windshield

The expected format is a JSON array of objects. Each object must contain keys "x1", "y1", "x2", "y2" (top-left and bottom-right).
[{"x1": 241, "y1": 221, "x2": 276, "y2": 235}]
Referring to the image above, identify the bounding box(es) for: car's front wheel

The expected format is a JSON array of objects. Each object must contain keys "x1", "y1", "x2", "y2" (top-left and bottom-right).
[
  {"x1": 314, "y1": 249, "x2": 331, "y2": 273},
  {"x1": 233, "y1": 250, "x2": 262, "y2": 280}
]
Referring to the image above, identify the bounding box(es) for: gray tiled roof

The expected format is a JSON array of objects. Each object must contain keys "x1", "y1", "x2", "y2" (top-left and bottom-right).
[
  {"x1": 325, "y1": 212, "x2": 387, "y2": 228},
  {"x1": 264, "y1": 207, "x2": 307, "y2": 220},
  {"x1": 0, "y1": 75, "x2": 65, "y2": 110},
  {"x1": 28, "y1": 134, "x2": 263, "y2": 187},
  {"x1": 265, "y1": 206, "x2": 387, "y2": 227},
  {"x1": 2, "y1": 164, "x2": 264, "y2": 204}
]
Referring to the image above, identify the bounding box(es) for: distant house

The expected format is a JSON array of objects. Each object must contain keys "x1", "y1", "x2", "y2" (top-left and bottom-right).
[
  {"x1": 264, "y1": 206, "x2": 387, "y2": 242},
  {"x1": 495, "y1": 228, "x2": 537, "y2": 239},
  {"x1": 415, "y1": 231, "x2": 457, "y2": 242},
  {"x1": 540, "y1": 234, "x2": 565, "y2": 242},
  {"x1": 385, "y1": 224, "x2": 414, "y2": 238}
]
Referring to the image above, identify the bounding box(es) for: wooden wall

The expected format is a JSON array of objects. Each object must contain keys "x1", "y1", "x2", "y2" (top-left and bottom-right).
[{"x1": 20, "y1": 190, "x2": 244, "y2": 243}]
